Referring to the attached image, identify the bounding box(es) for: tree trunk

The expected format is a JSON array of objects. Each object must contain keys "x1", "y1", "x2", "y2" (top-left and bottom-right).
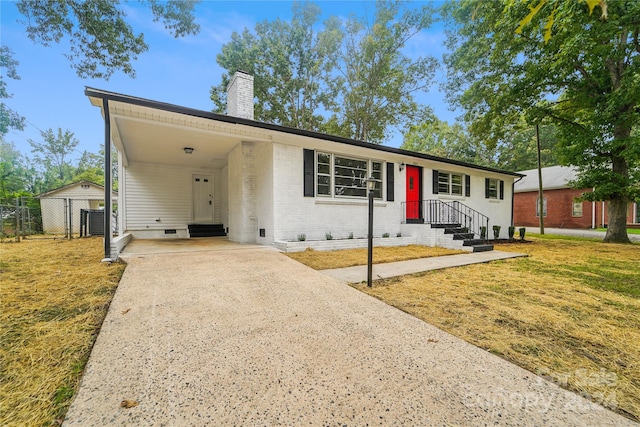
[
  {"x1": 604, "y1": 197, "x2": 630, "y2": 243},
  {"x1": 603, "y1": 125, "x2": 631, "y2": 244}
]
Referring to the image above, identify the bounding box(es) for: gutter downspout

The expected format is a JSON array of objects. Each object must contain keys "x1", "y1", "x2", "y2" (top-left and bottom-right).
[
  {"x1": 512, "y1": 175, "x2": 525, "y2": 227},
  {"x1": 535, "y1": 124, "x2": 544, "y2": 235},
  {"x1": 103, "y1": 98, "x2": 112, "y2": 261},
  {"x1": 591, "y1": 189, "x2": 596, "y2": 229}
]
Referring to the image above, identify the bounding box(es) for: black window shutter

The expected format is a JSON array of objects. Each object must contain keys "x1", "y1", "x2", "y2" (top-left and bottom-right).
[
  {"x1": 303, "y1": 149, "x2": 314, "y2": 197},
  {"x1": 499, "y1": 180, "x2": 504, "y2": 200},
  {"x1": 465, "y1": 175, "x2": 471, "y2": 197},
  {"x1": 485, "y1": 178, "x2": 490, "y2": 199},
  {"x1": 386, "y1": 162, "x2": 394, "y2": 201},
  {"x1": 432, "y1": 169, "x2": 439, "y2": 194}
]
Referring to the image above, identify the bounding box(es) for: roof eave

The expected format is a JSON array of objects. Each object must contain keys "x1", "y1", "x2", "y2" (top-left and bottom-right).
[{"x1": 85, "y1": 86, "x2": 523, "y2": 178}]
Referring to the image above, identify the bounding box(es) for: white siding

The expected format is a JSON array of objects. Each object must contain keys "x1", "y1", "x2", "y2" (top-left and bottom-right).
[{"x1": 124, "y1": 161, "x2": 222, "y2": 238}]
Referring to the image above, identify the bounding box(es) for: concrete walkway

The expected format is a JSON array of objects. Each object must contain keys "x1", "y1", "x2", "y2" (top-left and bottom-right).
[
  {"x1": 64, "y1": 246, "x2": 635, "y2": 426},
  {"x1": 525, "y1": 227, "x2": 640, "y2": 242},
  {"x1": 322, "y1": 250, "x2": 526, "y2": 284}
]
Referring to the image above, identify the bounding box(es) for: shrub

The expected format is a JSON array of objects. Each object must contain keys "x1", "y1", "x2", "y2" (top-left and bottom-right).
[
  {"x1": 297, "y1": 233, "x2": 306, "y2": 242},
  {"x1": 508, "y1": 226, "x2": 516, "y2": 240},
  {"x1": 396, "y1": 232, "x2": 402, "y2": 237},
  {"x1": 519, "y1": 227, "x2": 526, "y2": 241},
  {"x1": 382, "y1": 232, "x2": 390, "y2": 238},
  {"x1": 480, "y1": 226, "x2": 487, "y2": 240},
  {"x1": 493, "y1": 225, "x2": 501, "y2": 240},
  {"x1": 348, "y1": 232, "x2": 354, "y2": 239},
  {"x1": 325, "y1": 232, "x2": 333, "y2": 240}
]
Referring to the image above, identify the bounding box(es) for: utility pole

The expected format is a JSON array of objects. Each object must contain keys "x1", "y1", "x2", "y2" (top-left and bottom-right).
[{"x1": 536, "y1": 124, "x2": 545, "y2": 235}]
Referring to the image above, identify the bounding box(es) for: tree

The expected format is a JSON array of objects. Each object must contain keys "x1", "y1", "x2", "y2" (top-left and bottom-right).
[
  {"x1": 328, "y1": 0, "x2": 438, "y2": 143},
  {"x1": 401, "y1": 113, "x2": 497, "y2": 167},
  {"x1": 16, "y1": 0, "x2": 200, "y2": 79},
  {"x1": 210, "y1": 2, "x2": 342, "y2": 132},
  {"x1": 0, "y1": 139, "x2": 29, "y2": 199},
  {"x1": 29, "y1": 128, "x2": 79, "y2": 190},
  {"x1": 0, "y1": 46, "x2": 25, "y2": 137},
  {"x1": 443, "y1": 0, "x2": 640, "y2": 243}
]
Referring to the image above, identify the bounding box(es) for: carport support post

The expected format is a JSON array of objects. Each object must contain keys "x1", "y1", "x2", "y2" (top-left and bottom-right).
[{"x1": 103, "y1": 99, "x2": 112, "y2": 260}]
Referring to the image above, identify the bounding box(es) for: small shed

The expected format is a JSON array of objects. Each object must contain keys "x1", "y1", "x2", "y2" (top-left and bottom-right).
[{"x1": 37, "y1": 180, "x2": 117, "y2": 234}]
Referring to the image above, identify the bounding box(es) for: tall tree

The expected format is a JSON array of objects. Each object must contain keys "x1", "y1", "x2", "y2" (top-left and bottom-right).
[
  {"x1": 210, "y1": 2, "x2": 342, "y2": 132},
  {"x1": 444, "y1": 0, "x2": 640, "y2": 243},
  {"x1": 29, "y1": 128, "x2": 79, "y2": 190},
  {"x1": 0, "y1": 46, "x2": 25, "y2": 137},
  {"x1": 328, "y1": 0, "x2": 438, "y2": 143},
  {"x1": 402, "y1": 113, "x2": 497, "y2": 167},
  {"x1": 16, "y1": 0, "x2": 200, "y2": 79},
  {"x1": 0, "y1": 139, "x2": 29, "y2": 199}
]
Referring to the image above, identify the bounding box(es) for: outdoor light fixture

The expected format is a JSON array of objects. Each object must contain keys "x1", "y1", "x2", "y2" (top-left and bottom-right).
[
  {"x1": 366, "y1": 176, "x2": 376, "y2": 192},
  {"x1": 399, "y1": 162, "x2": 405, "y2": 172},
  {"x1": 184, "y1": 147, "x2": 194, "y2": 154},
  {"x1": 366, "y1": 176, "x2": 376, "y2": 287}
]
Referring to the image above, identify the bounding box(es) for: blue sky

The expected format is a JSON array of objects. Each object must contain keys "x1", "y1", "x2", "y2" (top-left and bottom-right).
[{"x1": 1, "y1": 1, "x2": 458, "y2": 161}]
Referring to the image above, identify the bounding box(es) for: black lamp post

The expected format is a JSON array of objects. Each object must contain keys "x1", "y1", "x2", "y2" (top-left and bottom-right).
[{"x1": 366, "y1": 176, "x2": 376, "y2": 287}]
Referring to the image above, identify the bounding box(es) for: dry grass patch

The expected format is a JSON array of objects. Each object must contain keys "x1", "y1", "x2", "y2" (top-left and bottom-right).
[
  {"x1": 353, "y1": 237, "x2": 640, "y2": 422},
  {"x1": 0, "y1": 238, "x2": 125, "y2": 426},
  {"x1": 286, "y1": 244, "x2": 465, "y2": 270}
]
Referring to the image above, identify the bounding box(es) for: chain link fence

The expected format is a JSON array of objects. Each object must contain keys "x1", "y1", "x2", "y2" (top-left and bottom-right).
[{"x1": 1, "y1": 197, "x2": 118, "y2": 241}]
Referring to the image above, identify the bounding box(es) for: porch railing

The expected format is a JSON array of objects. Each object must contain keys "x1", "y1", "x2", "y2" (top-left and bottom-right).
[{"x1": 401, "y1": 199, "x2": 489, "y2": 240}]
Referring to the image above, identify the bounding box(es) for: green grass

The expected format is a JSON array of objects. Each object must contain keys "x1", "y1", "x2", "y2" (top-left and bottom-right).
[
  {"x1": 595, "y1": 228, "x2": 640, "y2": 235},
  {"x1": 350, "y1": 237, "x2": 640, "y2": 421}
]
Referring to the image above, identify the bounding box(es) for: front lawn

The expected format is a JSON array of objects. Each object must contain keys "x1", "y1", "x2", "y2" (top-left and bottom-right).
[
  {"x1": 293, "y1": 238, "x2": 640, "y2": 422},
  {"x1": 0, "y1": 238, "x2": 126, "y2": 426},
  {"x1": 286, "y1": 244, "x2": 464, "y2": 270}
]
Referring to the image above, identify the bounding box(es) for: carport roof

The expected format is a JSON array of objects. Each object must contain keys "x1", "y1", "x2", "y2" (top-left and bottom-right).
[{"x1": 85, "y1": 87, "x2": 522, "y2": 177}]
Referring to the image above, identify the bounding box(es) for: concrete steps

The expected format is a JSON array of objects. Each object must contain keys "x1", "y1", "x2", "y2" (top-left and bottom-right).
[
  {"x1": 188, "y1": 223, "x2": 226, "y2": 237},
  {"x1": 431, "y1": 223, "x2": 493, "y2": 252}
]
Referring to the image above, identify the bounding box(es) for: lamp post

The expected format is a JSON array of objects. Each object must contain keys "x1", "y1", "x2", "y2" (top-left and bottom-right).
[{"x1": 366, "y1": 176, "x2": 376, "y2": 287}]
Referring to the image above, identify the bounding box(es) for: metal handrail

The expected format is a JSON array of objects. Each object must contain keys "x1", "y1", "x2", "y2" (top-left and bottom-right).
[{"x1": 401, "y1": 199, "x2": 489, "y2": 240}]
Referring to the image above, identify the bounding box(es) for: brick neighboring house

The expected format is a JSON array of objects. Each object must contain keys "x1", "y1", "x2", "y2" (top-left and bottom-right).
[{"x1": 514, "y1": 165, "x2": 639, "y2": 229}]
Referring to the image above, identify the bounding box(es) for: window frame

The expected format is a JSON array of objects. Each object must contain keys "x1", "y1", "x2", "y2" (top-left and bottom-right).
[
  {"x1": 316, "y1": 152, "x2": 332, "y2": 197},
  {"x1": 315, "y1": 152, "x2": 384, "y2": 200},
  {"x1": 487, "y1": 178, "x2": 499, "y2": 199},
  {"x1": 437, "y1": 171, "x2": 464, "y2": 196},
  {"x1": 572, "y1": 200, "x2": 583, "y2": 217},
  {"x1": 536, "y1": 197, "x2": 548, "y2": 217}
]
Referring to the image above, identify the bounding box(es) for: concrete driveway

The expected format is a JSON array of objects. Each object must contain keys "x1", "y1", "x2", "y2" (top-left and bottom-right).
[{"x1": 64, "y1": 244, "x2": 635, "y2": 426}]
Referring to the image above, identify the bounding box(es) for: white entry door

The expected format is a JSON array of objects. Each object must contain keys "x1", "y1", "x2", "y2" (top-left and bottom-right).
[{"x1": 193, "y1": 174, "x2": 214, "y2": 222}]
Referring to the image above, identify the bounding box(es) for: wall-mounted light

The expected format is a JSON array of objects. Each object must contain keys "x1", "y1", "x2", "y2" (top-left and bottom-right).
[
  {"x1": 184, "y1": 147, "x2": 194, "y2": 154},
  {"x1": 399, "y1": 162, "x2": 405, "y2": 172}
]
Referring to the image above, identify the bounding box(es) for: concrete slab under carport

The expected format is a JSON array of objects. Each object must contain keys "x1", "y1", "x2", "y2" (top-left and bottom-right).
[
  {"x1": 118, "y1": 236, "x2": 267, "y2": 260},
  {"x1": 64, "y1": 246, "x2": 633, "y2": 426}
]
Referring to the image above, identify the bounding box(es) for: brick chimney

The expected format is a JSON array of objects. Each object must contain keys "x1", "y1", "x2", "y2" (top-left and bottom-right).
[{"x1": 226, "y1": 70, "x2": 254, "y2": 120}]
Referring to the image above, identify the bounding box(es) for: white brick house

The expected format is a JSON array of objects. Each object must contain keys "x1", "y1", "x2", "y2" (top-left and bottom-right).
[{"x1": 86, "y1": 72, "x2": 521, "y2": 258}]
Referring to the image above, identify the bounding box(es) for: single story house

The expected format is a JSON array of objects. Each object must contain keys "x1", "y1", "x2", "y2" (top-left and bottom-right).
[
  {"x1": 86, "y1": 71, "x2": 522, "y2": 259},
  {"x1": 37, "y1": 180, "x2": 117, "y2": 235},
  {"x1": 514, "y1": 165, "x2": 639, "y2": 229}
]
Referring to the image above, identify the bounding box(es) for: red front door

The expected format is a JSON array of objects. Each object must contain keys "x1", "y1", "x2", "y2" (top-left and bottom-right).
[{"x1": 406, "y1": 165, "x2": 421, "y2": 221}]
